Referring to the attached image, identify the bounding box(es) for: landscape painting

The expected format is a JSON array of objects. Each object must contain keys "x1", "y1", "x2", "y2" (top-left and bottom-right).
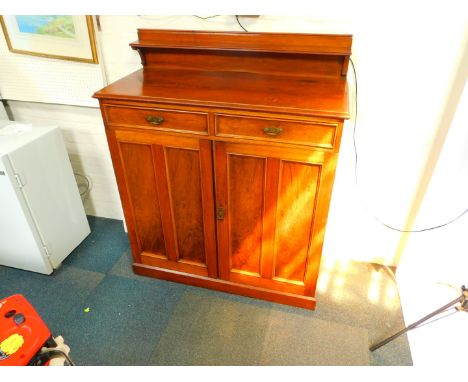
[
  {"x1": 0, "y1": 15, "x2": 98, "y2": 63},
  {"x1": 15, "y1": 16, "x2": 76, "y2": 39}
]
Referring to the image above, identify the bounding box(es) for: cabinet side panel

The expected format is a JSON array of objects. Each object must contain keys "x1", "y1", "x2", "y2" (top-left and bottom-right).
[
  {"x1": 228, "y1": 154, "x2": 266, "y2": 276},
  {"x1": 119, "y1": 142, "x2": 166, "y2": 256},
  {"x1": 166, "y1": 147, "x2": 206, "y2": 264},
  {"x1": 274, "y1": 161, "x2": 320, "y2": 283}
]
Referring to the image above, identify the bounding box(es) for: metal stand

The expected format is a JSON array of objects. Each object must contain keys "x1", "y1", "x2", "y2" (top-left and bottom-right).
[{"x1": 369, "y1": 285, "x2": 468, "y2": 352}]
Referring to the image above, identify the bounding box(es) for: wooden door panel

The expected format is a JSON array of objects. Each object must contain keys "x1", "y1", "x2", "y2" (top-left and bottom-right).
[
  {"x1": 117, "y1": 132, "x2": 217, "y2": 277},
  {"x1": 119, "y1": 142, "x2": 166, "y2": 256},
  {"x1": 215, "y1": 141, "x2": 325, "y2": 295},
  {"x1": 273, "y1": 161, "x2": 320, "y2": 284},
  {"x1": 228, "y1": 154, "x2": 266, "y2": 276},
  {"x1": 166, "y1": 147, "x2": 206, "y2": 265}
]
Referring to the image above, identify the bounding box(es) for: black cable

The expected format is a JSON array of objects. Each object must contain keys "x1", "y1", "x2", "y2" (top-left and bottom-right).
[
  {"x1": 28, "y1": 349, "x2": 75, "y2": 366},
  {"x1": 235, "y1": 15, "x2": 248, "y2": 32},
  {"x1": 350, "y1": 57, "x2": 359, "y2": 188},
  {"x1": 349, "y1": 57, "x2": 468, "y2": 233},
  {"x1": 44, "y1": 349, "x2": 75, "y2": 366},
  {"x1": 74, "y1": 172, "x2": 91, "y2": 198}
]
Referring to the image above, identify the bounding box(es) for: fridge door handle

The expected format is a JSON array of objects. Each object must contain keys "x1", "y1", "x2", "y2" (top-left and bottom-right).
[{"x1": 14, "y1": 172, "x2": 26, "y2": 188}]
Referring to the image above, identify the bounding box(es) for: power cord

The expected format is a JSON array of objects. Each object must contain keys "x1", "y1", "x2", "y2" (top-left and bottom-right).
[
  {"x1": 192, "y1": 15, "x2": 248, "y2": 32},
  {"x1": 235, "y1": 15, "x2": 248, "y2": 32},
  {"x1": 74, "y1": 172, "x2": 92, "y2": 200},
  {"x1": 193, "y1": 15, "x2": 220, "y2": 20},
  {"x1": 349, "y1": 58, "x2": 468, "y2": 233}
]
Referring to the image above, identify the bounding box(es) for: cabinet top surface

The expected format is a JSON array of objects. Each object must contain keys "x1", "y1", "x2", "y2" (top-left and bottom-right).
[
  {"x1": 94, "y1": 30, "x2": 351, "y2": 119},
  {"x1": 94, "y1": 68, "x2": 349, "y2": 119}
]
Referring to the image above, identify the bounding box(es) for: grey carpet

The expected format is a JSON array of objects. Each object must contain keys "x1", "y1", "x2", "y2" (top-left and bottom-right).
[
  {"x1": 0, "y1": 216, "x2": 412, "y2": 366},
  {"x1": 149, "y1": 288, "x2": 369, "y2": 365}
]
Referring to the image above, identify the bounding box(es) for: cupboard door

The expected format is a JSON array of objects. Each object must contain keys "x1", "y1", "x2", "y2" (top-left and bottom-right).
[
  {"x1": 113, "y1": 130, "x2": 217, "y2": 277},
  {"x1": 215, "y1": 141, "x2": 336, "y2": 296}
]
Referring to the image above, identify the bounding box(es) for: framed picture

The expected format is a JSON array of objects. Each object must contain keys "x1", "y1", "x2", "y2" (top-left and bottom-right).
[{"x1": 0, "y1": 15, "x2": 98, "y2": 64}]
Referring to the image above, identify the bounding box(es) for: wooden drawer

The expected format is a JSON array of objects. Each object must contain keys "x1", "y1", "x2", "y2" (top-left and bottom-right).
[
  {"x1": 104, "y1": 105, "x2": 208, "y2": 134},
  {"x1": 215, "y1": 114, "x2": 338, "y2": 148}
]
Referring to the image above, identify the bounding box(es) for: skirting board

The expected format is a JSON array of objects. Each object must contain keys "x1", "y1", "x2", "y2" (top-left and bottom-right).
[{"x1": 133, "y1": 263, "x2": 316, "y2": 310}]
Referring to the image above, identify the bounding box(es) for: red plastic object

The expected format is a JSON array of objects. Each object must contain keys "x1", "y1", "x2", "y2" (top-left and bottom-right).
[{"x1": 0, "y1": 294, "x2": 51, "y2": 366}]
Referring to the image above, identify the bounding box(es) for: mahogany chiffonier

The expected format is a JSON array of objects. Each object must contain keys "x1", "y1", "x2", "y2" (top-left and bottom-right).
[{"x1": 94, "y1": 29, "x2": 352, "y2": 309}]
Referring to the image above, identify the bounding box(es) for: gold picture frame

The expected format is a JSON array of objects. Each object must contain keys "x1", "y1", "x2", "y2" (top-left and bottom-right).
[{"x1": 0, "y1": 15, "x2": 98, "y2": 64}]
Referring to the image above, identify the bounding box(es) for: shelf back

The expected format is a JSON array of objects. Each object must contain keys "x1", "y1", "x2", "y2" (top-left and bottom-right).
[{"x1": 130, "y1": 29, "x2": 353, "y2": 78}]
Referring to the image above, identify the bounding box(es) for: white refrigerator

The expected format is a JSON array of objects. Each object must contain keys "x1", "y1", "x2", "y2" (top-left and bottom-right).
[{"x1": 0, "y1": 120, "x2": 90, "y2": 274}]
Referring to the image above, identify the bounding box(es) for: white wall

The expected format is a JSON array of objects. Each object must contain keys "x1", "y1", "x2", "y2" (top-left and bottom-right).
[
  {"x1": 322, "y1": 10, "x2": 468, "y2": 266},
  {"x1": 396, "y1": 24, "x2": 468, "y2": 365},
  {"x1": 2, "y1": 11, "x2": 468, "y2": 266}
]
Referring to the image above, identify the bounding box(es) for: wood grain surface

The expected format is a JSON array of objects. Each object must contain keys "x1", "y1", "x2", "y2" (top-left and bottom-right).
[
  {"x1": 94, "y1": 69, "x2": 349, "y2": 119},
  {"x1": 133, "y1": 29, "x2": 352, "y2": 56},
  {"x1": 119, "y1": 142, "x2": 166, "y2": 256}
]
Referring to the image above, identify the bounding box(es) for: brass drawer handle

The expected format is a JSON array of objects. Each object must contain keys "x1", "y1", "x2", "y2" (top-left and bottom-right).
[
  {"x1": 263, "y1": 127, "x2": 283, "y2": 137},
  {"x1": 146, "y1": 115, "x2": 165, "y2": 125}
]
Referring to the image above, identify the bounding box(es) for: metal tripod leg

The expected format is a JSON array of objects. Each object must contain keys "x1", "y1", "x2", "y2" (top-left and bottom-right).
[{"x1": 369, "y1": 293, "x2": 465, "y2": 352}]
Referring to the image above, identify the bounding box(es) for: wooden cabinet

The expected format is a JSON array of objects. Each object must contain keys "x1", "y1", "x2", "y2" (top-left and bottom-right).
[{"x1": 95, "y1": 30, "x2": 352, "y2": 309}]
